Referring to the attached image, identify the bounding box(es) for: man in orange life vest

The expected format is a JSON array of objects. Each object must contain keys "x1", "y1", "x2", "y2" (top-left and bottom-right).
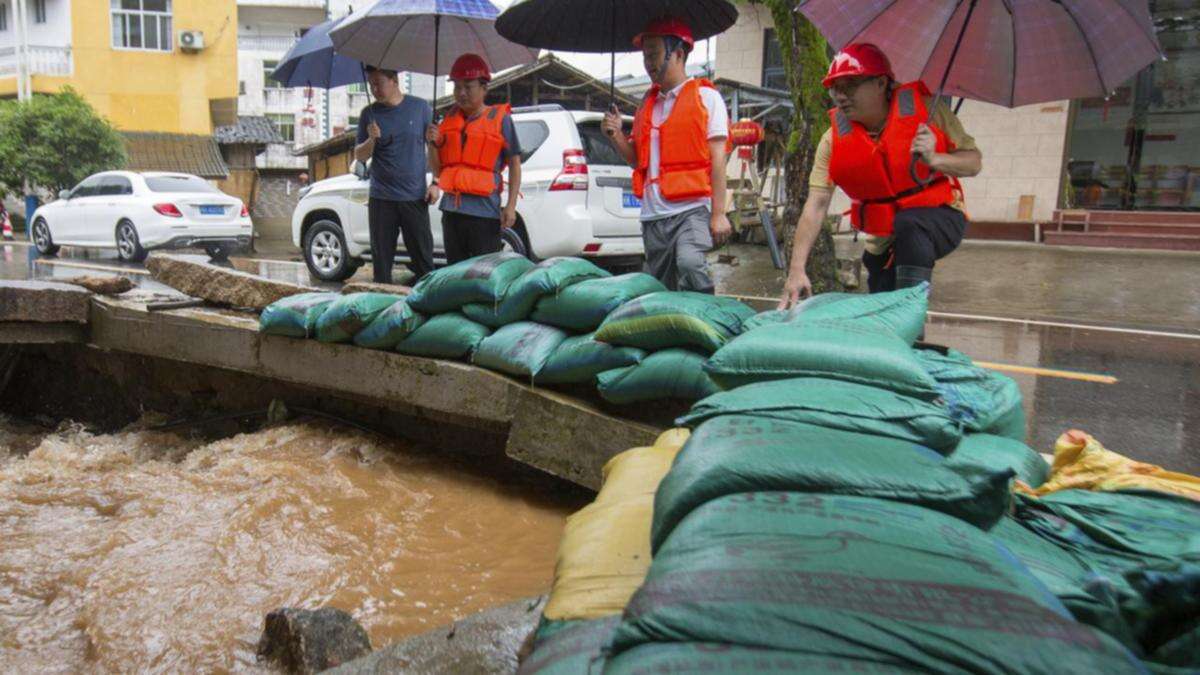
[
  {"x1": 427, "y1": 53, "x2": 523, "y2": 264},
  {"x1": 779, "y1": 43, "x2": 982, "y2": 307},
  {"x1": 602, "y1": 16, "x2": 731, "y2": 294}
]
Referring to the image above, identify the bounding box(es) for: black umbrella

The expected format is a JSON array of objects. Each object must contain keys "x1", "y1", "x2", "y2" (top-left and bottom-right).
[{"x1": 495, "y1": 0, "x2": 738, "y2": 104}]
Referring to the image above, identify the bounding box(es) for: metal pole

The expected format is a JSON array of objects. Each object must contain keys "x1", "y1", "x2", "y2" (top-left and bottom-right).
[
  {"x1": 323, "y1": 0, "x2": 331, "y2": 140},
  {"x1": 910, "y1": 0, "x2": 978, "y2": 186},
  {"x1": 14, "y1": 0, "x2": 30, "y2": 101},
  {"x1": 433, "y1": 15, "x2": 440, "y2": 109}
]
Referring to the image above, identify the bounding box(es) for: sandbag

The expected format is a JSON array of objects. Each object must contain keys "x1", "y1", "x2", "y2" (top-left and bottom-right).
[
  {"x1": 394, "y1": 312, "x2": 491, "y2": 359},
  {"x1": 916, "y1": 348, "x2": 1026, "y2": 440},
  {"x1": 703, "y1": 320, "x2": 940, "y2": 398},
  {"x1": 352, "y1": 299, "x2": 425, "y2": 350},
  {"x1": 472, "y1": 321, "x2": 569, "y2": 379},
  {"x1": 738, "y1": 308, "x2": 793, "y2": 333},
  {"x1": 793, "y1": 285, "x2": 929, "y2": 345},
  {"x1": 405, "y1": 252, "x2": 535, "y2": 314},
  {"x1": 651, "y1": 416, "x2": 1009, "y2": 551},
  {"x1": 597, "y1": 349, "x2": 720, "y2": 405},
  {"x1": 534, "y1": 332, "x2": 645, "y2": 385},
  {"x1": 516, "y1": 617, "x2": 618, "y2": 675},
  {"x1": 530, "y1": 273, "x2": 667, "y2": 332},
  {"x1": 678, "y1": 377, "x2": 962, "y2": 451},
  {"x1": 1021, "y1": 430, "x2": 1200, "y2": 500},
  {"x1": 947, "y1": 433, "x2": 1050, "y2": 488},
  {"x1": 604, "y1": 642, "x2": 929, "y2": 675},
  {"x1": 314, "y1": 293, "x2": 404, "y2": 343},
  {"x1": 594, "y1": 291, "x2": 755, "y2": 354},
  {"x1": 543, "y1": 429, "x2": 688, "y2": 622},
  {"x1": 465, "y1": 257, "x2": 613, "y2": 328},
  {"x1": 612, "y1": 493, "x2": 1146, "y2": 673},
  {"x1": 259, "y1": 292, "x2": 340, "y2": 338}
]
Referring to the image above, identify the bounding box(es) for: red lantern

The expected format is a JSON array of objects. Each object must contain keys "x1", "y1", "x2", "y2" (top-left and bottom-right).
[{"x1": 729, "y1": 118, "x2": 765, "y2": 147}]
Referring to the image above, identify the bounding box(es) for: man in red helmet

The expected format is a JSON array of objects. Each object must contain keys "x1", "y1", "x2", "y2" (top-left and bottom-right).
[
  {"x1": 778, "y1": 43, "x2": 982, "y2": 308},
  {"x1": 602, "y1": 16, "x2": 731, "y2": 294},
  {"x1": 427, "y1": 53, "x2": 522, "y2": 264}
]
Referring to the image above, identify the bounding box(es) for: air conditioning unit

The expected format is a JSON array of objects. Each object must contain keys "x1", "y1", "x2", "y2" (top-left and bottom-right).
[{"x1": 179, "y1": 30, "x2": 205, "y2": 52}]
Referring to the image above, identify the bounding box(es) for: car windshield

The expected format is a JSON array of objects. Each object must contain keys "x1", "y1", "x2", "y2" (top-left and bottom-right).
[{"x1": 145, "y1": 175, "x2": 220, "y2": 194}]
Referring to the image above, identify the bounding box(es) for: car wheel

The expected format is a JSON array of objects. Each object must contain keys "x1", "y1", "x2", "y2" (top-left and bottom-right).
[
  {"x1": 204, "y1": 243, "x2": 231, "y2": 261},
  {"x1": 32, "y1": 218, "x2": 60, "y2": 256},
  {"x1": 501, "y1": 222, "x2": 536, "y2": 261},
  {"x1": 304, "y1": 220, "x2": 357, "y2": 282},
  {"x1": 116, "y1": 220, "x2": 147, "y2": 262}
]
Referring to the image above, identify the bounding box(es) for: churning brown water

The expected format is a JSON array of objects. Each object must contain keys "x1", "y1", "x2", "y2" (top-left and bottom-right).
[{"x1": 0, "y1": 416, "x2": 581, "y2": 673}]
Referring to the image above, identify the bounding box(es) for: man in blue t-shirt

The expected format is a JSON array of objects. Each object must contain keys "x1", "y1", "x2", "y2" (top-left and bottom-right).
[{"x1": 354, "y1": 66, "x2": 440, "y2": 282}]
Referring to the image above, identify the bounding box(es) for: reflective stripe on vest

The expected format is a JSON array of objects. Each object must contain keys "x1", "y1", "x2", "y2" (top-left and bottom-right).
[
  {"x1": 827, "y1": 81, "x2": 959, "y2": 237},
  {"x1": 438, "y1": 104, "x2": 510, "y2": 198},
  {"x1": 632, "y1": 78, "x2": 721, "y2": 202}
]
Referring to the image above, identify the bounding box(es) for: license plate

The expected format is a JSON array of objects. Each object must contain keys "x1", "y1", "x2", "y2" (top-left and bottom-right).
[
  {"x1": 199, "y1": 205, "x2": 225, "y2": 215},
  {"x1": 622, "y1": 192, "x2": 641, "y2": 208}
]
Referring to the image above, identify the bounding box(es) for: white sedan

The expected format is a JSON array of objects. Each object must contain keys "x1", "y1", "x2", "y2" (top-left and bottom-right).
[{"x1": 31, "y1": 171, "x2": 253, "y2": 262}]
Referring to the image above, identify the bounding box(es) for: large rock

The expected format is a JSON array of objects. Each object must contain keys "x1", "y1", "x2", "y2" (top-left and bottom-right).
[
  {"x1": 0, "y1": 280, "x2": 91, "y2": 323},
  {"x1": 327, "y1": 596, "x2": 545, "y2": 675},
  {"x1": 256, "y1": 607, "x2": 373, "y2": 674},
  {"x1": 146, "y1": 254, "x2": 313, "y2": 310},
  {"x1": 62, "y1": 275, "x2": 135, "y2": 295}
]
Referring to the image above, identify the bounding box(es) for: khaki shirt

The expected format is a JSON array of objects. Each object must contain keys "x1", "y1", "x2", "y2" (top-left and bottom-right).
[{"x1": 809, "y1": 97, "x2": 978, "y2": 254}]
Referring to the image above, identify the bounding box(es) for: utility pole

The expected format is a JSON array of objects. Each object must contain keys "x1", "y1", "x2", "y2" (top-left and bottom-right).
[{"x1": 13, "y1": 0, "x2": 30, "y2": 101}]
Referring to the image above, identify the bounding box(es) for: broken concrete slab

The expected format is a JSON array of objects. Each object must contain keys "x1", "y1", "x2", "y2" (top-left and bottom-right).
[
  {"x1": 341, "y1": 281, "x2": 412, "y2": 296},
  {"x1": 257, "y1": 607, "x2": 372, "y2": 674},
  {"x1": 0, "y1": 322, "x2": 87, "y2": 344},
  {"x1": 62, "y1": 275, "x2": 135, "y2": 295},
  {"x1": 0, "y1": 280, "x2": 91, "y2": 323},
  {"x1": 145, "y1": 254, "x2": 313, "y2": 311},
  {"x1": 327, "y1": 596, "x2": 545, "y2": 675}
]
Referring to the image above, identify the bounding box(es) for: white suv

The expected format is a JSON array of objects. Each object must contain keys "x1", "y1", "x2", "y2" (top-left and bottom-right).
[{"x1": 291, "y1": 105, "x2": 645, "y2": 281}]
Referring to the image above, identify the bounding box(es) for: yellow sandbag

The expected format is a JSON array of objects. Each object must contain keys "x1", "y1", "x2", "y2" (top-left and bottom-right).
[
  {"x1": 1017, "y1": 429, "x2": 1200, "y2": 501},
  {"x1": 543, "y1": 428, "x2": 689, "y2": 621}
]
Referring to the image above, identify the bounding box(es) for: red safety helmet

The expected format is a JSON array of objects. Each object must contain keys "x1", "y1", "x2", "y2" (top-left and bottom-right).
[
  {"x1": 633, "y1": 16, "x2": 695, "y2": 49},
  {"x1": 822, "y1": 43, "x2": 894, "y2": 88},
  {"x1": 450, "y1": 53, "x2": 492, "y2": 83}
]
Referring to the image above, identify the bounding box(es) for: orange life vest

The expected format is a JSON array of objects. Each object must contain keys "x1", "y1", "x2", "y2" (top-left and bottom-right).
[
  {"x1": 438, "y1": 103, "x2": 511, "y2": 198},
  {"x1": 632, "y1": 78, "x2": 721, "y2": 202},
  {"x1": 829, "y1": 81, "x2": 961, "y2": 237}
]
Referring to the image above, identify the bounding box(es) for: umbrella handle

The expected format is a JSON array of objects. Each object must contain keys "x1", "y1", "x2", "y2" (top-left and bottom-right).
[{"x1": 910, "y1": 152, "x2": 938, "y2": 187}]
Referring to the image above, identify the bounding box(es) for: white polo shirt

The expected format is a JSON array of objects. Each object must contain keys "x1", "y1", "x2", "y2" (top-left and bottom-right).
[{"x1": 640, "y1": 78, "x2": 730, "y2": 222}]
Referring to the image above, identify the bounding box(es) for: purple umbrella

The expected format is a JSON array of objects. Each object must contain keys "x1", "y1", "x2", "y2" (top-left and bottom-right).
[{"x1": 798, "y1": 0, "x2": 1163, "y2": 109}]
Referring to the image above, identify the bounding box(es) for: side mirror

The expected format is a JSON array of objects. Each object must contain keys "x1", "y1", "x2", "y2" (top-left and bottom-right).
[
  {"x1": 352, "y1": 160, "x2": 369, "y2": 180},
  {"x1": 58, "y1": 189, "x2": 71, "y2": 200}
]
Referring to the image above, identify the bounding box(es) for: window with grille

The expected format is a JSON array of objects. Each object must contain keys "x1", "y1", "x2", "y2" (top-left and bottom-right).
[
  {"x1": 264, "y1": 59, "x2": 282, "y2": 89},
  {"x1": 0, "y1": 4, "x2": 8, "y2": 32},
  {"x1": 111, "y1": 0, "x2": 172, "y2": 52},
  {"x1": 33, "y1": 0, "x2": 45, "y2": 23},
  {"x1": 762, "y1": 29, "x2": 786, "y2": 91},
  {"x1": 268, "y1": 113, "x2": 295, "y2": 143}
]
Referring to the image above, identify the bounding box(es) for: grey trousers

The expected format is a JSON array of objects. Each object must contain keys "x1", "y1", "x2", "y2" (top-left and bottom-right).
[{"x1": 642, "y1": 206, "x2": 715, "y2": 294}]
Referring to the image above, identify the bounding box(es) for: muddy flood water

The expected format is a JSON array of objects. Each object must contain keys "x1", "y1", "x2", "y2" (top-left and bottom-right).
[{"x1": 0, "y1": 416, "x2": 583, "y2": 673}]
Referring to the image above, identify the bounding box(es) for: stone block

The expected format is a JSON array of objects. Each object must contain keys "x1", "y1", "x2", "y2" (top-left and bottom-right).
[
  {"x1": 146, "y1": 254, "x2": 313, "y2": 310},
  {"x1": 0, "y1": 280, "x2": 91, "y2": 323}
]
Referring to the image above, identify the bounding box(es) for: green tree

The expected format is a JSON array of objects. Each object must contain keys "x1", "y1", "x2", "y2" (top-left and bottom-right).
[
  {"x1": 744, "y1": 1, "x2": 842, "y2": 293},
  {"x1": 0, "y1": 87, "x2": 127, "y2": 197}
]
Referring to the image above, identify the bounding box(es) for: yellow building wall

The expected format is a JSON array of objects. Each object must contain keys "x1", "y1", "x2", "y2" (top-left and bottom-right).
[{"x1": 25, "y1": 0, "x2": 239, "y2": 134}]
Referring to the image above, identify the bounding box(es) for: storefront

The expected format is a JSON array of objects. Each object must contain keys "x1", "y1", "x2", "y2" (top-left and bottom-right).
[{"x1": 1066, "y1": 0, "x2": 1200, "y2": 211}]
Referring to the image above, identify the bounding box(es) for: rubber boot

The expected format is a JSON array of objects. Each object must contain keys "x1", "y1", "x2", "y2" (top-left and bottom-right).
[{"x1": 895, "y1": 265, "x2": 933, "y2": 342}]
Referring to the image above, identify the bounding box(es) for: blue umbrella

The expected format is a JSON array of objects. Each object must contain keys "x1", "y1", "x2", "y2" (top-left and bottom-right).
[
  {"x1": 329, "y1": 0, "x2": 538, "y2": 104},
  {"x1": 271, "y1": 14, "x2": 365, "y2": 89}
]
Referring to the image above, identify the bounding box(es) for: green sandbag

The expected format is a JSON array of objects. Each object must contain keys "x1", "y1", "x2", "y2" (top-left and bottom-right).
[
  {"x1": 604, "y1": 642, "x2": 929, "y2": 675},
  {"x1": 530, "y1": 273, "x2": 667, "y2": 332},
  {"x1": 794, "y1": 285, "x2": 929, "y2": 345},
  {"x1": 472, "y1": 321, "x2": 569, "y2": 378},
  {"x1": 259, "y1": 292, "x2": 340, "y2": 338},
  {"x1": 594, "y1": 291, "x2": 756, "y2": 354},
  {"x1": 704, "y1": 320, "x2": 940, "y2": 399},
  {"x1": 613, "y1": 493, "x2": 1146, "y2": 674},
  {"x1": 534, "y1": 332, "x2": 645, "y2": 385},
  {"x1": 352, "y1": 299, "x2": 425, "y2": 350},
  {"x1": 916, "y1": 348, "x2": 1027, "y2": 440},
  {"x1": 739, "y1": 308, "x2": 793, "y2": 333},
  {"x1": 394, "y1": 312, "x2": 491, "y2": 359},
  {"x1": 314, "y1": 293, "x2": 404, "y2": 343},
  {"x1": 597, "y1": 349, "x2": 719, "y2": 405},
  {"x1": 405, "y1": 252, "x2": 535, "y2": 314},
  {"x1": 678, "y1": 377, "x2": 962, "y2": 451},
  {"x1": 516, "y1": 616, "x2": 618, "y2": 675},
  {"x1": 464, "y1": 257, "x2": 613, "y2": 328},
  {"x1": 651, "y1": 415, "x2": 1008, "y2": 551},
  {"x1": 947, "y1": 433, "x2": 1049, "y2": 488}
]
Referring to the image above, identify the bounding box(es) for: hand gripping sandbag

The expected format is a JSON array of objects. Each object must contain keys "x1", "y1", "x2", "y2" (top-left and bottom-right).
[
  {"x1": 472, "y1": 321, "x2": 569, "y2": 379},
  {"x1": 793, "y1": 285, "x2": 929, "y2": 345},
  {"x1": 534, "y1": 332, "x2": 645, "y2": 385},
  {"x1": 612, "y1": 493, "x2": 1147, "y2": 674},
  {"x1": 916, "y1": 348, "x2": 1026, "y2": 440},
  {"x1": 594, "y1": 291, "x2": 756, "y2": 354},
  {"x1": 597, "y1": 349, "x2": 720, "y2": 405},
  {"x1": 259, "y1": 292, "x2": 341, "y2": 338},
  {"x1": 462, "y1": 257, "x2": 611, "y2": 328},
  {"x1": 946, "y1": 433, "x2": 1049, "y2": 488},
  {"x1": 394, "y1": 312, "x2": 491, "y2": 359},
  {"x1": 530, "y1": 273, "x2": 667, "y2": 333},
  {"x1": 352, "y1": 299, "x2": 425, "y2": 350},
  {"x1": 314, "y1": 293, "x2": 405, "y2": 343},
  {"x1": 678, "y1": 377, "x2": 962, "y2": 451},
  {"x1": 650, "y1": 415, "x2": 1008, "y2": 552},
  {"x1": 405, "y1": 252, "x2": 535, "y2": 314},
  {"x1": 703, "y1": 320, "x2": 940, "y2": 399}
]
